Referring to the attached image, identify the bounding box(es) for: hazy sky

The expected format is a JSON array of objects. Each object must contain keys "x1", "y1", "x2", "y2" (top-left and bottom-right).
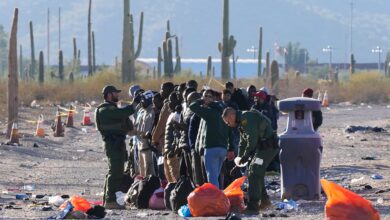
[{"x1": 1, "y1": 0, "x2": 390, "y2": 65}]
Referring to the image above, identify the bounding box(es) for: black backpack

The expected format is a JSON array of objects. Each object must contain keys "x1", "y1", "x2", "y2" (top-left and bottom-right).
[
  {"x1": 164, "y1": 182, "x2": 177, "y2": 210},
  {"x1": 126, "y1": 175, "x2": 160, "y2": 208},
  {"x1": 169, "y1": 176, "x2": 195, "y2": 211},
  {"x1": 120, "y1": 172, "x2": 134, "y2": 193}
]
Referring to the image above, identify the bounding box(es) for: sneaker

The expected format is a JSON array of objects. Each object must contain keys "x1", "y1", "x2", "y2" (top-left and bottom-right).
[
  {"x1": 259, "y1": 199, "x2": 273, "y2": 211},
  {"x1": 104, "y1": 202, "x2": 125, "y2": 210}
]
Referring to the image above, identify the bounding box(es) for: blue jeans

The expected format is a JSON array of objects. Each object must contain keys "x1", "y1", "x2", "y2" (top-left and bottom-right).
[{"x1": 204, "y1": 147, "x2": 227, "y2": 188}]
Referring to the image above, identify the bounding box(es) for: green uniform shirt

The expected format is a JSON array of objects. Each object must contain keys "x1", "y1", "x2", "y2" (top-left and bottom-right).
[
  {"x1": 189, "y1": 99, "x2": 234, "y2": 150},
  {"x1": 95, "y1": 101, "x2": 135, "y2": 137},
  {"x1": 237, "y1": 109, "x2": 274, "y2": 158}
]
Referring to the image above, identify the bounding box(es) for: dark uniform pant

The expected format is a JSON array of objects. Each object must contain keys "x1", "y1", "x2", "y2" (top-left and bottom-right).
[
  {"x1": 103, "y1": 139, "x2": 126, "y2": 203},
  {"x1": 247, "y1": 147, "x2": 279, "y2": 209}
]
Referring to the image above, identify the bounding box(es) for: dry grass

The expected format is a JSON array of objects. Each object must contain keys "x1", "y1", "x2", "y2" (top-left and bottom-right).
[{"x1": 0, "y1": 69, "x2": 389, "y2": 106}]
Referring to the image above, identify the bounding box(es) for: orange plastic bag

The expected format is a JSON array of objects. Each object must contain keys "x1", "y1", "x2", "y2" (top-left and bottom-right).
[
  {"x1": 60, "y1": 195, "x2": 92, "y2": 213},
  {"x1": 187, "y1": 183, "x2": 230, "y2": 217},
  {"x1": 321, "y1": 179, "x2": 380, "y2": 220},
  {"x1": 224, "y1": 176, "x2": 246, "y2": 212}
]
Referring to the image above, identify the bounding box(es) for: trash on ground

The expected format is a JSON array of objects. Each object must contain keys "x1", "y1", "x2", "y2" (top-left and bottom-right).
[
  {"x1": 377, "y1": 198, "x2": 384, "y2": 204},
  {"x1": 364, "y1": 185, "x2": 373, "y2": 190},
  {"x1": 371, "y1": 174, "x2": 383, "y2": 180},
  {"x1": 224, "y1": 176, "x2": 246, "y2": 212},
  {"x1": 262, "y1": 212, "x2": 289, "y2": 218},
  {"x1": 48, "y1": 195, "x2": 64, "y2": 207},
  {"x1": 275, "y1": 199, "x2": 298, "y2": 211},
  {"x1": 351, "y1": 176, "x2": 364, "y2": 184},
  {"x1": 178, "y1": 204, "x2": 192, "y2": 217},
  {"x1": 187, "y1": 183, "x2": 230, "y2": 217},
  {"x1": 321, "y1": 179, "x2": 380, "y2": 220},
  {"x1": 136, "y1": 212, "x2": 149, "y2": 218},
  {"x1": 345, "y1": 125, "x2": 385, "y2": 133},
  {"x1": 361, "y1": 156, "x2": 375, "y2": 160},
  {"x1": 23, "y1": 184, "x2": 35, "y2": 191},
  {"x1": 375, "y1": 189, "x2": 390, "y2": 194},
  {"x1": 15, "y1": 193, "x2": 29, "y2": 200},
  {"x1": 60, "y1": 195, "x2": 91, "y2": 213},
  {"x1": 41, "y1": 205, "x2": 53, "y2": 211}
]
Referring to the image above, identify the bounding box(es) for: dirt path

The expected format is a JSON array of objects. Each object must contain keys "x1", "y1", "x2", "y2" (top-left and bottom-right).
[{"x1": 0, "y1": 103, "x2": 389, "y2": 219}]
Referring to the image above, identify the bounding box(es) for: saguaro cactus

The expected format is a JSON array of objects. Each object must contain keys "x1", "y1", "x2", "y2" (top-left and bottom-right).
[
  {"x1": 38, "y1": 51, "x2": 44, "y2": 84},
  {"x1": 174, "y1": 36, "x2": 181, "y2": 73},
  {"x1": 122, "y1": 0, "x2": 144, "y2": 83},
  {"x1": 162, "y1": 20, "x2": 181, "y2": 77},
  {"x1": 270, "y1": 60, "x2": 279, "y2": 93},
  {"x1": 207, "y1": 56, "x2": 212, "y2": 77},
  {"x1": 87, "y1": 0, "x2": 92, "y2": 76},
  {"x1": 350, "y1": 53, "x2": 356, "y2": 75},
  {"x1": 29, "y1": 21, "x2": 36, "y2": 78},
  {"x1": 232, "y1": 50, "x2": 238, "y2": 80},
  {"x1": 218, "y1": 0, "x2": 236, "y2": 80},
  {"x1": 58, "y1": 50, "x2": 64, "y2": 81},
  {"x1": 72, "y1": 37, "x2": 77, "y2": 72},
  {"x1": 385, "y1": 50, "x2": 390, "y2": 77},
  {"x1": 157, "y1": 47, "x2": 162, "y2": 78},
  {"x1": 258, "y1": 27, "x2": 263, "y2": 79},
  {"x1": 92, "y1": 31, "x2": 96, "y2": 73},
  {"x1": 77, "y1": 49, "x2": 81, "y2": 68},
  {"x1": 162, "y1": 27, "x2": 174, "y2": 77},
  {"x1": 7, "y1": 8, "x2": 18, "y2": 138}
]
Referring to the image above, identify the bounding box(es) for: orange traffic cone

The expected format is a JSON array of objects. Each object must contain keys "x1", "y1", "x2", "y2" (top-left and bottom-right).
[
  {"x1": 53, "y1": 109, "x2": 65, "y2": 137},
  {"x1": 81, "y1": 107, "x2": 94, "y2": 126},
  {"x1": 35, "y1": 115, "x2": 45, "y2": 138},
  {"x1": 322, "y1": 90, "x2": 329, "y2": 107},
  {"x1": 8, "y1": 122, "x2": 20, "y2": 145},
  {"x1": 317, "y1": 91, "x2": 323, "y2": 102},
  {"x1": 65, "y1": 105, "x2": 74, "y2": 127}
]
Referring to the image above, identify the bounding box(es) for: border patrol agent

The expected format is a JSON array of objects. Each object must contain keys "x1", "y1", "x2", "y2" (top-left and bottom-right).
[
  {"x1": 222, "y1": 107, "x2": 279, "y2": 214},
  {"x1": 96, "y1": 85, "x2": 138, "y2": 209}
]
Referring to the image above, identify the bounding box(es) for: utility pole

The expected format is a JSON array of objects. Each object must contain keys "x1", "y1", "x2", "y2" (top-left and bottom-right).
[
  {"x1": 47, "y1": 8, "x2": 50, "y2": 66},
  {"x1": 350, "y1": 0, "x2": 354, "y2": 54},
  {"x1": 58, "y1": 7, "x2": 61, "y2": 50}
]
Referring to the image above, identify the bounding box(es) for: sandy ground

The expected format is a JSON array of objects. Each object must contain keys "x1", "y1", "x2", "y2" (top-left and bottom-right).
[{"x1": 0, "y1": 102, "x2": 389, "y2": 219}]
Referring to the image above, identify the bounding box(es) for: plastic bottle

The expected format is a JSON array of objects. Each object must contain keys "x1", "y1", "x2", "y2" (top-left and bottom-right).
[
  {"x1": 49, "y1": 195, "x2": 65, "y2": 207},
  {"x1": 15, "y1": 193, "x2": 29, "y2": 200},
  {"x1": 23, "y1": 185, "x2": 35, "y2": 191}
]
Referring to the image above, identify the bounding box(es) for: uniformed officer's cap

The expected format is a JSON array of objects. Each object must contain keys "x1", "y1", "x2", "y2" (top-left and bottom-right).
[{"x1": 102, "y1": 85, "x2": 121, "y2": 95}]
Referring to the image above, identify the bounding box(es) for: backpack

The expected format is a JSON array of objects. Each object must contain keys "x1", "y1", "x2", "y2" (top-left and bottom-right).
[
  {"x1": 164, "y1": 182, "x2": 177, "y2": 210},
  {"x1": 148, "y1": 187, "x2": 165, "y2": 210},
  {"x1": 169, "y1": 176, "x2": 195, "y2": 211},
  {"x1": 126, "y1": 175, "x2": 160, "y2": 208},
  {"x1": 120, "y1": 172, "x2": 134, "y2": 193}
]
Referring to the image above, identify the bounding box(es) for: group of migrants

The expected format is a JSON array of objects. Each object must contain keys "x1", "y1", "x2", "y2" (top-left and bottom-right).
[{"x1": 95, "y1": 80, "x2": 322, "y2": 214}]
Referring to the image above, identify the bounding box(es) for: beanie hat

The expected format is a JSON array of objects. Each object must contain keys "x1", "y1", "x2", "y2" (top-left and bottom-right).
[
  {"x1": 141, "y1": 90, "x2": 154, "y2": 107},
  {"x1": 259, "y1": 87, "x2": 269, "y2": 95},
  {"x1": 302, "y1": 88, "x2": 314, "y2": 98},
  {"x1": 129, "y1": 85, "x2": 141, "y2": 98},
  {"x1": 254, "y1": 91, "x2": 267, "y2": 100}
]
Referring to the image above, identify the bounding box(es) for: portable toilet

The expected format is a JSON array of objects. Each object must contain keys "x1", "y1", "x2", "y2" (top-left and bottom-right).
[{"x1": 277, "y1": 97, "x2": 322, "y2": 200}]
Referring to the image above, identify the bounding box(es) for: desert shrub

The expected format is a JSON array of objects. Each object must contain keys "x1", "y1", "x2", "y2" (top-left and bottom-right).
[
  {"x1": 342, "y1": 72, "x2": 390, "y2": 103},
  {"x1": 0, "y1": 68, "x2": 389, "y2": 106}
]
